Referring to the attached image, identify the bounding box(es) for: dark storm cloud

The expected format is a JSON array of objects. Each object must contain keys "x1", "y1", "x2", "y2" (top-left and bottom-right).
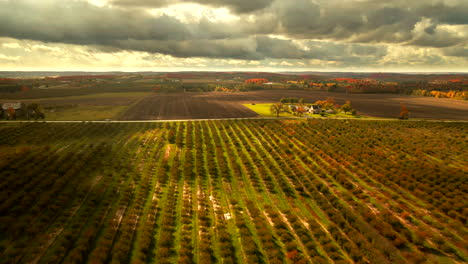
[
  {"x1": 92, "y1": 36, "x2": 386, "y2": 65},
  {"x1": 304, "y1": 41, "x2": 387, "y2": 63},
  {"x1": 274, "y1": 0, "x2": 321, "y2": 34},
  {"x1": 0, "y1": 1, "x2": 192, "y2": 43},
  {"x1": 267, "y1": 0, "x2": 467, "y2": 48},
  {"x1": 410, "y1": 30, "x2": 465, "y2": 48},
  {"x1": 111, "y1": 0, "x2": 274, "y2": 13},
  {"x1": 417, "y1": 3, "x2": 468, "y2": 25},
  {"x1": 99, "y1": 37, "x2": 306, "y2": 60},
  {"x1": 0, "y1": 0, "x2": 466, "y2": 63},
  {"x1": 104, "y1": 38, "x2": 261, "y2": 59},
  {"x1": 255, "y1": 37, "x2": 310, "y2": 59}
]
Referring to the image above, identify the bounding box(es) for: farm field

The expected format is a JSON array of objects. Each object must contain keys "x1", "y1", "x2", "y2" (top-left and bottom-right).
[
  {"x1": 3, "y1": 92, "x2": 151, "y2": 121},
  {"x1": 2, "y1": 89, "x2": 467, "y2": 121},
  {"x1": 45, "y1": 105, "x2": 129, "y2": 121},
  {"x1": 0, "y1": 119, "x2": 466, "y2": 264},
  {"x1": 120, "y1": 91, "x2": 468, "y2": 120},
  {"x1": 119, "y1": 93, "x2": 259, "y2": 120}
]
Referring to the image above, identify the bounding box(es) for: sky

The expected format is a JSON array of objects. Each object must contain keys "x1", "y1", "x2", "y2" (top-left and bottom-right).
[{"x1": 0, "y1": 0, "x2": 467, "y2": 72}]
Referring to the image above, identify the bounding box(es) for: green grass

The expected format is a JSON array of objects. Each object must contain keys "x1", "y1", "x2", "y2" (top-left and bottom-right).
[
  {"x1": 45, "y1": 105, "x2": 128, "y2": 121},
  {"x1": 243, "y1": 103, "x2": 295, "y2": 117}
]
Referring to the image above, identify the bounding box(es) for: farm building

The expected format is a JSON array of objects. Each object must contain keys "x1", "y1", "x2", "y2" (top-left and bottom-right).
[
  {"x1": 1, "y1": 102, "x2": 25, "y2": 119},
  {"x1": 308, "y1": 105, "x2": 322, "y2": 114},
  {"x1": 2, "y1": 102, "x2": 24, "y2": 110}
]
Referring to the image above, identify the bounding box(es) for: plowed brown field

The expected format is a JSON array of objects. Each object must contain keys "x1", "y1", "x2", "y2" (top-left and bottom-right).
[
  {"x1": 120, "y1": 90, "x2": 468, "y2": 120},
  {"x1": 119, "y1": 93, "x2": 259, "y2": 120}
]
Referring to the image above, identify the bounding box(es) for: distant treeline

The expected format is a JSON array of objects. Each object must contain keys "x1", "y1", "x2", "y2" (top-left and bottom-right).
[
  {"x1": 155, "y1": 83, "x2": 268, "y2": 93},
  {"x1": 410, "y1": 89, "x2": 468, "y2": 100}
]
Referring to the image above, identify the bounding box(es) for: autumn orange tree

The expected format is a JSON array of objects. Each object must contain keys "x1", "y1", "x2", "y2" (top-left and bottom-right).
[
  {"x1": 296, "y1": 106, "x2": 306, "y2": 116},
  {"x1": 315, "y1": 97, "x2": 336, "y2": 109},
  {"x1": 7, "y1": 107, "x2": 15, "y2": 120},
  {"x1": 340, "y1": 100, "x2": 354, "y2": 114},
  {"x1": 399, "y1": 103, "x2": 409, "y2": 119}
]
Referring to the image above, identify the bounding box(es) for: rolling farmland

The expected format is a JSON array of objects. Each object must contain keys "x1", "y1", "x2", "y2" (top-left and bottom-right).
[
  {"x1": 0, "y1": 120, "x2": 467, "y2": 264},
  {"x1": 119, "y1": 91, "x2": 468, "y2": 121}
]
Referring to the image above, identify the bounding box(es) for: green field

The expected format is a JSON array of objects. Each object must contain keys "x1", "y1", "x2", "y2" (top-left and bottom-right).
[
  {"x1": 0, "y1": 119, "x2": 466, "y2": 264},
  {"x1": 243, "y1": 103, "x2": 295, "y2": 117}
]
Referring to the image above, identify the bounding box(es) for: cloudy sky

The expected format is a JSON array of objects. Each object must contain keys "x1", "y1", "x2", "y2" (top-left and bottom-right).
[{"x1": 0, "y1": 0, "x2": 467, "y2": 71}]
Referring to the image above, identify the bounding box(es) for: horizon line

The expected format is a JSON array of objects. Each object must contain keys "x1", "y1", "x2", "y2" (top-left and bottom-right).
[{"x1": 1, "y1": 70, "x2": 468, "y2": 74}]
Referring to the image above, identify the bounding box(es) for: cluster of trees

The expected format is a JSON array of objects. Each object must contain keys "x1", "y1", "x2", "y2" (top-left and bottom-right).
[
  {"x1": 400, "y1": 79, "x2": 467, "y2": 97},
  {"x1": 313, "y1": 97, "x2": 354, "y2": 114},
  {"x1": 26, "y1": 103, "x2": 45, "y2": 119},
  {"x1": 245, "y1": 78, "x2": 269, "y2": 85},
  {"x1": 411, "y1": 89, "x2": 468, "y2": 100},
  {"x1": 314, "y1": 97, "x2": 339, "y2": 110},
  {"x1": 0, "y1": 102, "x2": 45, "y2": 120},
  {"x1": 155, "y1": 82, "x2": 268, "y2": 93},
  {"x1": 214, "y1": 85, "x2": 249, "y2": 92},
  {"x1": 306, "y1": 79, "x2": 401, "y2": 94},
  {"x1": 271, "y1": 97, "x2": 357, "y2": 117},
  {"x1": 312, "y1": 98, "x2": 356, "y2": 115}
]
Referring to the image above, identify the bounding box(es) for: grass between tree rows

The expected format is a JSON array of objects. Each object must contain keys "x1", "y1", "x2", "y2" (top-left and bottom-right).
[{"x1": 0, "y1": 119, "x2": 466, "y2": 264}]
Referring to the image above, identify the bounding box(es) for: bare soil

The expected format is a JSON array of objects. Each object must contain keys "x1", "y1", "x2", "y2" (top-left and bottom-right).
[
  {"x1": 119, "y1": 93, "x2": 258, "y2": 120},
  {"x1": 120, "y1": 91, "x2": 468, "y2": 120}
]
